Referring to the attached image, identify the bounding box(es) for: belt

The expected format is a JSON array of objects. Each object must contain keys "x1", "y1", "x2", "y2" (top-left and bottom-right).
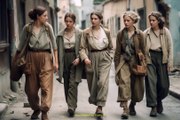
[
  {"x1": 149, "y1": 49, "x2": 162, "y2": 53},
  {"x1": 28, "y1": 47, "x2": 51, "y2": 53},
  {"x1": 64, "y1": 49, "x2": 75, "y2": 53},
  {"x1": 91, "y1": 48, "x2": 107, "y2": 52}
]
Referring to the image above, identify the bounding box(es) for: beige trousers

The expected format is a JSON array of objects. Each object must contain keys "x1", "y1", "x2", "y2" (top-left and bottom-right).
[
  {"x1": 87, "y1": 50, "x2": 112, "y2": 107},
  {"x1": 117, "y1": 62, "x2": 131, "y2": 102}
]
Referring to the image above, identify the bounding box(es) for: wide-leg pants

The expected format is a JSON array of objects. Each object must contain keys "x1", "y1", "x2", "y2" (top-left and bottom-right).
[
  {"x1": 87, "y1": 50, "x2": 112, "y2": 107},
  {"x1": 145, "y1": 50, "x2": 169, "y2": 107},
  {"x1": 63, "y1": 52, "x2": 79, "y2": 110},
  {"x1": 24, "y1": 51, "x2": 54, "y2": 112},
  {"x1": 116, "y1": 56, "x2": 144, "y2": 107}
]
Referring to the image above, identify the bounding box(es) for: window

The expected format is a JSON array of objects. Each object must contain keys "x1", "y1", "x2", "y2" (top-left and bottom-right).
[
  {"x1": 0, "y1": 0, "x2": 9, "y2": 52},
  {"x1": 138, "y1": 8, "x2": 146, "y2": 31}
]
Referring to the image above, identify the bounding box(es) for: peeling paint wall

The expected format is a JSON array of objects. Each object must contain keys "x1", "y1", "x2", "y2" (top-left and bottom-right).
[{"x1": 164, "y1": 0, "x2": 180, "y2": 66}]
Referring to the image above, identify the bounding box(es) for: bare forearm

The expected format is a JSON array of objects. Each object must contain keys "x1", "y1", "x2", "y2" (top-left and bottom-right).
[{"x1": 54, "y1": 50, "x2": 58, "y2": 64}]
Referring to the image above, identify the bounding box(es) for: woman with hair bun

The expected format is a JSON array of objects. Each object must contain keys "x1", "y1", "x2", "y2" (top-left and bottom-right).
[
  {"x1": 114, "y1": 11, "x2": 145, "y2": 119},
  {"x1": 144, "y1": 11, "x2": 173, "y2": 117},
  {"x1": 17, "y1": 6, "x2": 58, "y2": 120}
]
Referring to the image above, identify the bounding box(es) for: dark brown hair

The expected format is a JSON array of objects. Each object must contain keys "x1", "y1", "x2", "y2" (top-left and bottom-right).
[
  {"x1": 148, "y1": 11, "x2": 165, "y2": 29},
  {"x1": 28, "y1": 6, "x2": 47, "y2": 21},
  {"x1": 90, "y1": 11, "x2": 104, "y2": 24},
  {"x1": 64, "y1": 12, "x2": 76, "y2": 23},
  {"x1": 90, "y1": 11, "x2": 103, "y2": 20}
]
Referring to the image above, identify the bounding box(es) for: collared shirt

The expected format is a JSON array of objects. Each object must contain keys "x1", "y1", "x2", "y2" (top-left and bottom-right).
[
  {"x1": 17, "y1": 22, "x2": 57, "y2": 50},
  {"x1": 144, "y1": 27, "x2": 173, "y2": 67},
  {"x1": 149, "y1": 29, "x2": 162, "y2": 50},
  {"x1": 63, "y1": 33, "x2": 75, "y2": 49},
  {"x1": 88, "y1": 27, "x2": 109, "y2": 50}
]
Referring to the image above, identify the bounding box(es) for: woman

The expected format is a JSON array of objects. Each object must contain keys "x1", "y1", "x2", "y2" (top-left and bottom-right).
[
  {"x1": 144, "y1": 11, "x2": 173, "y2": 117},
  {"x1": 79, "y1": 11, "x2": 114, "y2": 117},
  {"x1": 17, "y1": 6, "x2": 58, "y2": 120},
  {"x1": 56, "y1": 12, "x2": 83, "y2": 117},
  {"x1": 114, "y1": 11, "x2": 145, "y2": 119}
]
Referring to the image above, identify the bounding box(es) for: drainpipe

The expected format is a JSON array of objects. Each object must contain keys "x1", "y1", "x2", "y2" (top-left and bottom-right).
[
  {"x1": 143, "y1": 0, "x2": 147, "y2": 28},
  {"x1": 8, "y1": 0, "x2": 18, "y2": 92}
]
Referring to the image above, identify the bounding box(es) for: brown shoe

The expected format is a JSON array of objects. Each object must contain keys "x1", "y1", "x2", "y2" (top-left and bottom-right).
[
  {"x1": 42, "y1": 112, "x2": 48, "y2": 120},
  {"x1": 31, "y1": 110, "x2": 41, "y2": 119},
  {"x1": 150, "y1": 107, "x2": 157, "y2": 117},
  {"x1": 129, "y1": 101, "x2": 136, "y2": 116}
]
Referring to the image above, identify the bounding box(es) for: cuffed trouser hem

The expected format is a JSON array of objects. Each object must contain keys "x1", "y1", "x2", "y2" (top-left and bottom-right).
[
  {"x1": 89, "y1": 99, "x2": 106, "y2": 107},
  {"x1": 97, "y1": 102, "x2": 106, "y2": 107},
  {"x1": 147, "y1": 103, "x2": 157, "y2": 108}
]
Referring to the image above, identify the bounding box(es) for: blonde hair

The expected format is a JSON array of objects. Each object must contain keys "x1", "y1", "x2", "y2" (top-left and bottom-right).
[{"x1": 123, "y1": 11, "x2": 140, "y2": 23}]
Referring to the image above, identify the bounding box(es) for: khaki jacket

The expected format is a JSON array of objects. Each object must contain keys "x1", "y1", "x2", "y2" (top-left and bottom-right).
[
  {"x1": 79, "y1": 26, "x2": 114, "y2": 61},
  {"x1": 114, "y1": 28, "x2": 145, "y2": 71},
  {"x1": 144, "y1": 27, "x2": 173, "y2": 68},
  {"x1": 56, "y1": 28, "x2": 83, "y2": 82}
]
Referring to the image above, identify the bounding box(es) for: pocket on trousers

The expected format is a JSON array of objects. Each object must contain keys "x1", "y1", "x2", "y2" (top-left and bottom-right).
[{"x1": 24, "y1": 63, "x2": 32, "y2": 75}]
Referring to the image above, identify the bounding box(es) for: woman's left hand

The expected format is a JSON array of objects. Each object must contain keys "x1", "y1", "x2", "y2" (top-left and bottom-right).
[
  {"x1": 72, "y1": 58, "x2": 80, "y2": 66},
  {"x1": 54, "y1": 62, "x2": 59, "y2": 73},
  {"x1": 138, "y1": 52, "x2": 145, "y2": 61},
  {"x1": 167, "y1": 65, "x2": 173, "y2": 72}
]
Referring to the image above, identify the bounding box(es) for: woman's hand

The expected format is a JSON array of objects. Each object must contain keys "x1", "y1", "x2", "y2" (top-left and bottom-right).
[
  {"x1": 84, "y1": 58, "x2": 91, "y2": 65},
  {"x1": 72, "y1": 58, "x2": 80, "y2": 66},
  {"x1": 167, "y1": 65, "x2": 173, "y2": 72},
  {"x1": 54, "y1": 62, "x2": 59, "y2": 73},
  {"x1": 138, "y1": 52, "x2": 145, "y2": 61}
]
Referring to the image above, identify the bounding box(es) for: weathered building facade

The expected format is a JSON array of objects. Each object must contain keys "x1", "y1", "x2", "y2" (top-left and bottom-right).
[
  {"x1": 103, "y1": 0, "x2": 150, "y2": 38},
  {"x1": 81, "y1": 0, "x2": 94, "y2": 29},
  {"x1": 164, "y1": 0, "x2": 180, "y2": 66},
  {"x1": 57, "y1": 0, "x2": 70, "y2": 32}
]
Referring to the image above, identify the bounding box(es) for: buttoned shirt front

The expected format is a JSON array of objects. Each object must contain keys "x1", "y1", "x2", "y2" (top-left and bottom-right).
[
  {"x1": 88, "y1": 27, "x2": 109, "y2": 50},
  {"x1": 64, "y1": 33, "x2": 75, "y2": 49},
  {"x1": 18, "y1": 22, "x2": 57, "y2": 51}
]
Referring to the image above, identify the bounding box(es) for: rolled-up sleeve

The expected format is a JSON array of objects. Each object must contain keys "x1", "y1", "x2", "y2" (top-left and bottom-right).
[{"x1": 79, "y1": 31, "x2": 88, "y2": 61}]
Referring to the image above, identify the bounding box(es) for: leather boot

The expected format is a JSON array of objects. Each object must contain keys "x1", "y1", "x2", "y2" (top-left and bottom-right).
[
  {"x1": 129, "y1": 101, "x2": 136, "y2": 116},
  {"x1": 31, "y1": 109, "x2": 41, "y2": 119},
  {"x1": 42, "y1": 112, "x2": 48, "y2": 120},
  {"x1": 157, "y1": 101, "x2": 163, "y2": 114},
  {"x1": 150, "y1": 107, "x2": 157, "y2": 117},
  {"x1": 121, "y1": 102, "x2": 128, "y2": 119},
  {"x1": 68, "y1": 108, "x2": 75, "y2": 117},
  {"x1": 121, "y1": 107, "x2": 129, "y2": 119}
]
